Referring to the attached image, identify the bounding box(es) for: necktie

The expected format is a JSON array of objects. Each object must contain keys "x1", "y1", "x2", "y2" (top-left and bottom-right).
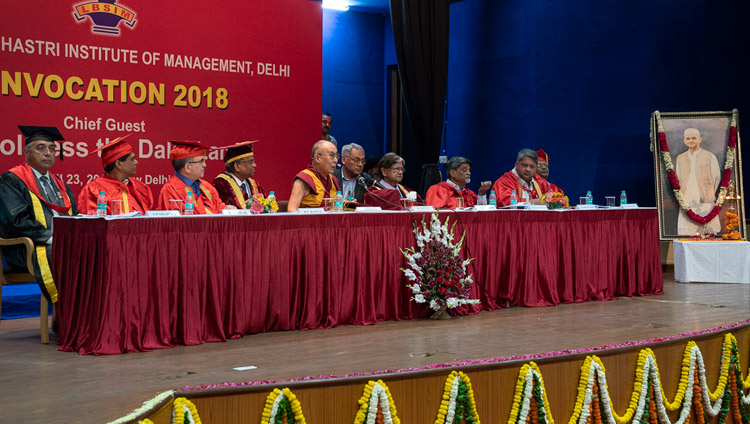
[
  {"x1": 243, "y1": 181, "x2": 252, "y2": 197},
  {"x1": 40, "y1": 176, "x2": 62, "y2": 206}
]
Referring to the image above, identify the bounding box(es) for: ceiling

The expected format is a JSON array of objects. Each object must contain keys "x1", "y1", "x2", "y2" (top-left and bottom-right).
[{"x1": 335, "y1": 0, "x2": 391, "y2": 13}]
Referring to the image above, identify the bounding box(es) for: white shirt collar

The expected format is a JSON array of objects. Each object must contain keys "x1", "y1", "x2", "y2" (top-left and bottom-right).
[
  {"x1": 446, "y1": 179, "x2": 464, "y2": 192},
  {"x1": 29, "y1": 166, "x2": 49, "y2": 180},
  {"x1": 511, "y1": 168, "x2": 533, "y2": 189},
  {"x1": 379, "y1": 179, "x2": 397, "y2": 190}
]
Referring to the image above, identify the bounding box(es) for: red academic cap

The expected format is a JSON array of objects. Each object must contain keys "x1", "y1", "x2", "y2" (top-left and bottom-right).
[
  {"x1": 211, "y1": 140, "x2": 258, "y2": 164},
  {"x1": 89, "y1": 134, "x2": 134, "y2": 168},
  {"x1": 18, "y1": 125, "x2": 64, "y2": 145},
  {"x1": 168, "y1": 140, "x2": 206, "y2": 160},
  {"x1": 536, "y1": 149, "x2": 549, "y2": 162}
]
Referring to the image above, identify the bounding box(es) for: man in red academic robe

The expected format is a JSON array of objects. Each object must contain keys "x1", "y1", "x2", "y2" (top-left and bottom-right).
[
  {"x1": 211, "y1": 140, "x2": 265, "y2": 209},
  {"x1": 535, "y1": 149, "x2": 564, "y2": 195},
  {"x1": 78, "y1": 134, "x2": 153, "y2": 214},
  {"x1": 426, "y1": 156, "x2": 492, "y2": 209},
  {"x1": 156, "y1": 140, "x2": 231, "y2": 214},
  {"x1": 492, "y1": 148, "x2": 555, "y2": 206},
  {"x1": 363, "y1": 152, "x2": 423, "y2": 210},
  {"x1": 287, "y1": 140, "x2": 340, "y2": 211},
  {"x1": 0, "y1": 126, "x2": 78, "y2": 303}
]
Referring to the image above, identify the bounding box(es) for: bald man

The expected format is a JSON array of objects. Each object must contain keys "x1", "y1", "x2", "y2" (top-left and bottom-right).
[{"x1": 287, "y1": 140, "x2": 340, "y2": 212}]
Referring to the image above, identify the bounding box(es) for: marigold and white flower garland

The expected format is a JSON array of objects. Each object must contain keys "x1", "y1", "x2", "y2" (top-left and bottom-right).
[
  {"x1": 435, "y1": 371, "x2": 480, "y2": 424},
  {"x1": 401, "y1": 212, "x2": 480, "y2": 311},
  {"x1": 172, "y1": 397, "x2": 202, "y2": 424},
  {"x1": 260, "y1": 388, "x2": 306, "y2": 424},
  {"x1": 654, "y1": 109, "x2": 738, "y2": 225},
  {"x1": 509, "y1": 362, "x2": 553, "y2": 424},
  {"x1": 354, "y1": 380, "x2": 400, "y2": 424},
  {"x1": 105, "y1": 390, "x2": 174, "y2": 424}
]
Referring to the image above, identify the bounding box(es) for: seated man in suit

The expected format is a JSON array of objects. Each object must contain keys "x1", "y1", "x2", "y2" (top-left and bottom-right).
[
  {"x1": 492, "y1": 148, "x2": 555, "y2": 206},
  {"x1": 78, "y1": 134, "x2": 153, "y2": 214},
  {"x1": 333, "y1": 143, "x2": 375, "y2": 203},
  {"x1": 287, "y1": 140, "x2": 340, "y2": 212},
  {"x1": 157, "y1": 140, "x2": 233, "y2": 214},
  {"x1": 211, "y1": 140, "x2": 265, "y2": 208},
  {"x1": 363, "y1": 152, "x2": 423, "y2": 210},
  {"x1": 0, "y1": 126, "x2": 78, "y2": 303},
  {"x1": 425, "y1": 156, "x2": 491, "y2": 209}
]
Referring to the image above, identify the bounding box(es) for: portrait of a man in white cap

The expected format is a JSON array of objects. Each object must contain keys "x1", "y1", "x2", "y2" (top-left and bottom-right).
[{"x1": 675, "y1": 127, "x2": 721, "y2": 234}]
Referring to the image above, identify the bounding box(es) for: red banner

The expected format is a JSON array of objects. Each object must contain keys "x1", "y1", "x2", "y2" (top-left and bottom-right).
[{"x1": 1, "y1": 0, "x2": 322, "y2": 200}]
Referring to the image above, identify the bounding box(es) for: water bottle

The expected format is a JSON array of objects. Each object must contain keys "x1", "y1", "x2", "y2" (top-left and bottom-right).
[
  {"x1": 585, "y1": 190, "x2": 593, "y2": 205},
  {"x1": 334, "y1": 190, "x2": 344, "y2": 212},
  {"x1": 184, "y1": 190, "x2": 194, "y2": 215},
  {"x1": 509, "y1": 190, "x2": 518, "y2": 206},
  {"x1": 96, "y1": 191, "x2": 107, "y2": 216},
  {"x1": 267, "y1": 191, "x2": 277, "y2": 213},
  {"x1": 489, "y1": 190, "x2": 497, "y2": 207},
  {"x1": 620, "y1": 190, "x2": 627, "y2": 206}
]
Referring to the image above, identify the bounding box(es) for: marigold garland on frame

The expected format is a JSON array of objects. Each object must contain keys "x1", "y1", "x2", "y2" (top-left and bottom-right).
[
  {"x1": 354, "y1": 380, "x2": 401, "y2": 424},
  {"x1": 654, "y1": 109, "x2": 738, "y2": 225}
]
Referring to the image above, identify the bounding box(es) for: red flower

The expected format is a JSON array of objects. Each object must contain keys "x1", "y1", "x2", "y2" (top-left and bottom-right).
[
  {"x1": 686, "y1": 206, "x2": 721, "y2": 224},
  {"x1": 438, "y1": 287, "x2": 448, "y2": 295},
  {"x1": 729, "y1": 126, "x2": 737, "y2": 148},
  {"x1": 658, "y1": 132, "x2": 669, "y2": 152},
  {"x1": 667, "y1": 170, "x2": 681, "y2": 190},
  {"x1": 721, "y1": 169, "x2": 732, "y2": 187}
]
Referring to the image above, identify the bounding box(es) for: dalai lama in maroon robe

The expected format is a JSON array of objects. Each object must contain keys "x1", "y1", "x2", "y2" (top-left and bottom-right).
[
  {"x1": 287, "y1": 140, "x2": 340, "y2": 212},
  {"x1": 425, "y1": 156, "x2": 492, "y2": 209},
  {"x1": 492, "y1": 148, "x2": 555, "y2": 206}
]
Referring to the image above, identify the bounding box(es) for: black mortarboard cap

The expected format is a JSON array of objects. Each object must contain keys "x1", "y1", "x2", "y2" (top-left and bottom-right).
[{"x1": 18, "y1": 126, "x2": 65, "y2": 145}]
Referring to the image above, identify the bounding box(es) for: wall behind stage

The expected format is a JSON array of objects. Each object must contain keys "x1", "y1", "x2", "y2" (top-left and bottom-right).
[
  {"x1": 0, "y1": 0, "x2": 322, "y2": 200},
  {"x1": 445, "y1": 0, "x2": 750, "y2": 206},
  {"x1": 322, "y1": 9, "x2": 386, "y2": 159}
]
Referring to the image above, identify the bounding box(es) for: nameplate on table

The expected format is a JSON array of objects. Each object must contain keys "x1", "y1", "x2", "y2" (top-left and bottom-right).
[
  {"x1": 221, "y1": 209, "x2": 256, "y2": 216},
  {"x1": 410, "y1": 206, "x2": 435, "y2": 212},
  {"x1": 105, "y1": 212, "x2": 141, "y2": 219},
  {"x1": 472, "y1": 205, "x2": 497, "y2": 211},
  {"x1": 621, "y1": 203, "x2": 639, "y2": 209},
  {"x1": 354, "y1": 206, "x2": 383, "y2": 213},
  {"x1": 145, "y1": 210, "x2": 181, "y2": 217},
  {"x1": 296, "y1": 208, "x2": 326, "y2": 214},
  {"x1": 576, "y1": 204, "x2": 597, "y2": 210},
  {"x1": 527, "y1": 204, "x2": 548, "y2": 211}
]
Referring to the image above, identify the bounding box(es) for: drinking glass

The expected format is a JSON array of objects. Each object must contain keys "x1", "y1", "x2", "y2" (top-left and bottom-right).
[
  {"x1": 110, "y1": 199, "x2": 123, "y2": 215},
  {"x1": 579, "y1": 197, "x2": 587, "y2": 206},
  {"x1": 168, "y1": 199, "x2": 184, "y2": 214},
  {"x1": 322, "y1": 197, "x2": 334, "y2": 211},
  {"x1": 605, "y1": 196, "x2": 616, "y2": 207},
  {"x1": 455, "y1": 197, "x2": 465, "y2": 209}
]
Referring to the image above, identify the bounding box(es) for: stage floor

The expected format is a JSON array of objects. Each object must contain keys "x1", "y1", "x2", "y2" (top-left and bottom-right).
[{"x1": 0, "y1": 273, "x2": 748, "y2": 423}]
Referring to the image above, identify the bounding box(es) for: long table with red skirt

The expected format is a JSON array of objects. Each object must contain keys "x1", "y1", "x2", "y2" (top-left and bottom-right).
[{"x1": 52, "y1": 208, "x2": 663, "y2": 355}]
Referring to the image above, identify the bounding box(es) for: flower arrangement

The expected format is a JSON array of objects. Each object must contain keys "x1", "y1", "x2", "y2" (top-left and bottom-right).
[
  {"x1": 354, "y1": 380, "x2": 400, "y2": 424},
  {"x1": 435, "y1": 371, "x2": 480, "y2": 424},
  {"x1": 653, "y1": 110, "x2": 737, "y2": 225},
  {"x1": 246, "y1": 193, "x2": 279, "y2": 214},
  {"x1": 401, "y1": 212, "x2": 479, "y2": 319},
  {"x1": 722, "y1": 211, "x2": 742, "y2": 240},
  {"x1": 260, "y1": 388, "x2": 306, "y2": 424},
  {"x1": 542, "y1": 192, "x2": 567, "y2": 209}
]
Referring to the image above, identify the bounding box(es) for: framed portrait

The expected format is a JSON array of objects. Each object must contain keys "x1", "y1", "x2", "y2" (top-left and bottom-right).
[{"x1": 650, "y1": 110, "x2": 745, "y2": 241}]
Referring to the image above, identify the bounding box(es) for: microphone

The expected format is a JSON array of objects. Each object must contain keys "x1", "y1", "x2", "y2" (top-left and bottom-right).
[{"x1": 356, "y1": 176, "x2": 368, "y2": 188}]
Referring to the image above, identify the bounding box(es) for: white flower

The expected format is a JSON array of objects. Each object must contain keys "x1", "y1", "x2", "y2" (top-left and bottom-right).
[
  {"x1": 429, "y1": 299, "x2": 439, "y2": 310},
  {"x1": 414, "y1": 294, "x2": 425, "y2": 303},
  {"x1": 410, "y1": 284, "x2": 421, "y2": 293},
  {"x1": 404, "y1": 269, "x2": 418, "y2": 281},
  {"x1": 446, "y1": 297, "x2": 459, "y2": 308},
  {"x1": 412, "y1": 252, "x2": 422, "y2": 260}
]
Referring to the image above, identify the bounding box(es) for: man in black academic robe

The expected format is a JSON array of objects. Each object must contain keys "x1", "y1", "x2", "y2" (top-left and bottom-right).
[{"x1": 0, "y1": 126, "x2": 78, "y2": 303}]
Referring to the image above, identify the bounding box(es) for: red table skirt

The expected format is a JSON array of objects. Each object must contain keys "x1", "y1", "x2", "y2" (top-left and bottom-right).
[{"x1": 52, "y1": 209, "x2": 663, "y2": 354}]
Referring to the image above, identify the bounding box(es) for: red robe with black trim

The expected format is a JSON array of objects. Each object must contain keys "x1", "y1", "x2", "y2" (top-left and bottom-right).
[
  {"x1": 363, "y1": 183, "x2": 423, "y2": 210},
  {"x1": 492, "y1": 171, "x2": 555, "y2": 206},
  {"x1": 157, "y1": 175, "x2": 225, "y2": 214},
  {"x1": 212, "y1": 174, "x2": 265, "y2": 208},
  {"x1": 77, "y1": 175, "x2": 153, "y2": 214},
  {"x1": 425, "y1": 181, "x2": 478, "y2": 209}
]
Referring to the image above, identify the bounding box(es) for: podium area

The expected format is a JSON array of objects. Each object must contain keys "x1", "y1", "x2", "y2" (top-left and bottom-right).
[{"x1": 50, "y1": 209, "x2": 662, "y2": 355}]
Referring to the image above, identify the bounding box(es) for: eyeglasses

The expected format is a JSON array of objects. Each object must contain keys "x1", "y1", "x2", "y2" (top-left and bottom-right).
[
  {"x1": 187, "y1": 159, "x2": 207, "y2": 165},
  {"x1": 237, "y1": 159, "x2": 255, "y2": 165},
  {"x1": 345, "y1": 157, "x2": 366, "y2": 164},
  {"x1": 388, "y1": 167, "x2": 405, "y2": 173},
  {"x1": 318, "y1": 152, "x2": 338, "y2": 160},
  {"x1": 536, "y1": 164, "x2": 549, "y2": 170}
]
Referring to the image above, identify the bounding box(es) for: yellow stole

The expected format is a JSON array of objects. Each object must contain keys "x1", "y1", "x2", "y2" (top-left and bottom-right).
[
  {"x1": 183, "y1": 186, "x2": 213, "y2": 214},
  {"x1": 300, "y1": 169, "x2": 338, "y2": 208},
  {"x1": 216, "y1": 173, "x2": 247, "y2": 209},
  {"x1": 29, "y1": 192, "x2": 73, "y2": 303}
]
